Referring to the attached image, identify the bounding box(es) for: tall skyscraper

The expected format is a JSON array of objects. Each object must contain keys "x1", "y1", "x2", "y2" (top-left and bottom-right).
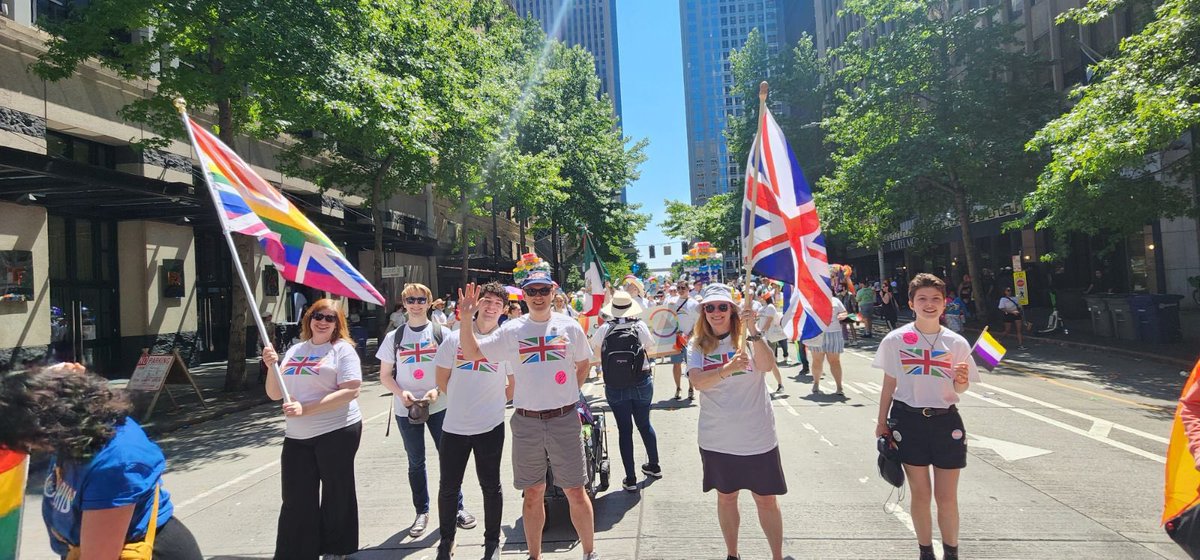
[
  {"x1": 680, "y1": 0, "x2": 813, "y2": 205},
  {"x1": 510, "y1": 0, "x2": 623, "y2": 121}
]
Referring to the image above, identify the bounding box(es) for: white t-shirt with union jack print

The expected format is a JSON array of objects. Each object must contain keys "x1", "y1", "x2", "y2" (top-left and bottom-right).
[
  {"x1": 377, "y1": 325, "x2": 447, "y2": 418},
  {"x1": 478, "y1": 312, "x2": 592, "y2": 412},
  {"x1": 434, "y1": 328, "x2": 514, "y2": 436},
  {"x1": 872, "y1": 323, "x2": 981, "y2": 409},
  {"x1": 279, "y1": 339, "x2": 362, "y2": 439},
  {"x1": 685, "y1": 337, "x2": 778, "y2": 456}
]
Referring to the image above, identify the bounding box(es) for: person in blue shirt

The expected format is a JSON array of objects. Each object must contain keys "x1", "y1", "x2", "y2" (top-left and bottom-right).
[{"x1": 0, "y1": 362, "x2": 202, "y2": 559}]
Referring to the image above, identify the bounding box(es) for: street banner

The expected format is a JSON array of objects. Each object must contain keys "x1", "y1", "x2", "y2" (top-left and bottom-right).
[
  {"x1": 645, "y1": 305, "x2": 682, "y2": 358},
  {"x1": 0, "y1": 450, "x2": 27, "y2": 560},
  {"x1": 1014, "y1": 271, "x2": 1029, "y2": 306}
]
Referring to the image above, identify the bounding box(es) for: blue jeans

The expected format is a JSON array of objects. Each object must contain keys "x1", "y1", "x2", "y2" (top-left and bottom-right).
[
  {"x1": 605, "y1": 375, "x2": 659, "y2": 480},
  {"x1": 396, "y1": 410, "x2": 464, "y2": 515}
]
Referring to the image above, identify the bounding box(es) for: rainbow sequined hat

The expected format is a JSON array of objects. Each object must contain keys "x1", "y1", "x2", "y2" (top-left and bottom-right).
[{"x1": 513, "y1": 252, "x2": 554, "y2": 288}]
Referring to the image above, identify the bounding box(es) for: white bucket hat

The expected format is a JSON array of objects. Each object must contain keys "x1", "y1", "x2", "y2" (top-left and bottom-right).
[
  {"x1": 602, "y1": 289, "x2": 645, "y2": 319},
  {"x1": 700, "y1": 283, "x2": 735, "y2": 305}
]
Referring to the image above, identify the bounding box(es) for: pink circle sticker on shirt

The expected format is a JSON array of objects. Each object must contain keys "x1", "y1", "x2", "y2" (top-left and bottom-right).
[
  {"x1": 902, "y1": 332, "x2": 919, "y2": 345},
  {"x1": 413, "y1": 369, "x2": 425, "y2": 380},
  {"x1": 554, "y1": 370, "x2": 568, "y2": 385}
]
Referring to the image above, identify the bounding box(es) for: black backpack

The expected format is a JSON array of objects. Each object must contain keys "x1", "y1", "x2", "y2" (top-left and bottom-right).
[{"x1": 601, "y1": 321, "x2": 648, "y2": 389}]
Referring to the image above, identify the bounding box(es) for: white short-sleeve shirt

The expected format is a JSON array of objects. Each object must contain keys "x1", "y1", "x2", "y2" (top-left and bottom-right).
[
  {"x1": 872, "y1": 323, "x2": 981, "y2": 408},
  {"x1": 477, "y1": 312, "x2": 592, "y2": 411},
  {"x1": 433, "y1": 328, "x2": 513, "y2": 435},
  {"x1": 686, "y1": 337, "x2": 778, "y2": 456},
  {"x1": 279, "y1": 339, "x2": 362, "y2": 440},
  {"x1": 592, "y1": 319, "x2": 654, "y2": 372},
  {"x1": 376, "y1": 324, "x2": 448, "y2": 417},
  {"x1": 823, "y1": 297, "x2": 848, "y2": 333}
]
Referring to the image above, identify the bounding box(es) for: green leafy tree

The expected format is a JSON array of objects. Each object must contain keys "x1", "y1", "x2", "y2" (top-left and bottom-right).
[
  {"x1": 1024, "y1": 0, "x2": 1200, "y2": 248},
  {"x1": 820, "y1": 0, "x2": 1060, "y2": 316},
  {"x1": 33, "y1": 0, "x2": 366, "y2": 390},
  {"x1": 659, "y1": 193, "x2": 740, "y2": 253}
]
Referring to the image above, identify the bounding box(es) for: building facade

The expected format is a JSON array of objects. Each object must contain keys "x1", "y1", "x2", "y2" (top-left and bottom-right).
[
  {"x1": 816, "y1": 0, "x2": 1200, "y2": 309},
  {"x1": 0, "y1": 2, "x2": 530, "y2": 376}
]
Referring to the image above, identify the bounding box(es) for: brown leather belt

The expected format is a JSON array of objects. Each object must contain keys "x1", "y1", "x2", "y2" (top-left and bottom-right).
[
  {"x1": 893, "y1": 400, "x2": 957, "y2": 418},
  {"x1": 515, "y1": 403, "x2": 576, "y2": 420}
]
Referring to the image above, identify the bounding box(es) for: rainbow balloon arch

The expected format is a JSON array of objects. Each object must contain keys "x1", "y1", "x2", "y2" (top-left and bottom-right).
[{"x1": 682, "y1": 241, "x2": 724, "y2": 284}]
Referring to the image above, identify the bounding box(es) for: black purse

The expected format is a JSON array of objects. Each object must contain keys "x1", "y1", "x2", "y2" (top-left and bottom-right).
[
  {"x1": 1166, "y1": 502, "x2": 1200, "y2": 558},
  {"x1": 877, "y1": 433, "x2": 905, "y2": 488}
]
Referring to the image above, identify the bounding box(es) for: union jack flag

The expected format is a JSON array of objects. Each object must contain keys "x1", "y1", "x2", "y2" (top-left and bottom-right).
[
  {"x1": 899, "y1": 348, "x2": 953, "y2": 378},
  {"x1": 397, "y1": 341, "x2": 437, "y2": 364},
  {"x1": 702, "y1": 351, "x2": 750, "y2": 376},
  {"x1": 455, "y1": 348, "x2": 498, "y2": 373},
  {"x1": 283, "y1": 355, "x2": 323, "y2": 376},
  {"x1": 519, "y1": 335, "x2": 567, "y2": 364},
  {"x1": 741, "y1": 107, "x2": 834, "y2": 342}
]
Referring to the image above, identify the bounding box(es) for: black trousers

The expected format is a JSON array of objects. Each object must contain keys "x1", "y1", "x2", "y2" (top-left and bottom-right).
[
  {"x1": 438, "y1": 422, "x2": 505, "y2": 547},
  {"x1": 152, "y1": 517, "x2": 204, "y2": 559},
  {"x1": 275, "y1": 421, "x2": 362, "y2": 560}
]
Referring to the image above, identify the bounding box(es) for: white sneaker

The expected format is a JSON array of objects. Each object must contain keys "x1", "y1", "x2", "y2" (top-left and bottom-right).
[
  {"x1": 583, "y1": 551, "x2": 601, "y2": 560},
  {"x1": 409, "y1": 512, "x2": 429, "y2": 537}
]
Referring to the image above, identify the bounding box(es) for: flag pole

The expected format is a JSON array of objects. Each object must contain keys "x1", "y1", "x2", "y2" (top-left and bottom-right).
[
  {"x1": 173, "y1": 98, "x2": 291, "y2": 402},
  {"x1": 743, "y1": 81, "x2": 768, "y2": 314}
]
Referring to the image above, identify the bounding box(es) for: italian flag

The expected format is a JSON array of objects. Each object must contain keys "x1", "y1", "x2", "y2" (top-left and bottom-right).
[{"x1": 581, "y1": 231, "x2": 608, "y2": 316}]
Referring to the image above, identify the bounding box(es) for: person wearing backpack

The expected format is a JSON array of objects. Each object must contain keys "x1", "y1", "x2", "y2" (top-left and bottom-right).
[
  {"x1": 593, "y1": 289, "x2": 661, "y2": 492},
  {"x1": 377, "y1": 283, "x2": 474, "y2": 539}
]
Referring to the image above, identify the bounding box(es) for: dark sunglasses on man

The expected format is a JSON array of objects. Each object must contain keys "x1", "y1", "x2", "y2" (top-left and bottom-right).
[
  {"x1": 405, "y1": 296, "x2": 428, "y2": 304},
  {"x1": 523, "y1": 286, "x2": 553, "y2": 297}
]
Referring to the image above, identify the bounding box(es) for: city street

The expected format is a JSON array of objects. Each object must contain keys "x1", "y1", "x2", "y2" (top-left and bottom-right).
[{"x1": 19, "y1": 341, "x2": 1187, "y2": 559}]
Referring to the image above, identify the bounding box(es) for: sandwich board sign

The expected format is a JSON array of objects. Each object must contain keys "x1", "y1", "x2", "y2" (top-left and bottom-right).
[{"x1": 129, "y1": 349, "x2": 207, "y2": 420}]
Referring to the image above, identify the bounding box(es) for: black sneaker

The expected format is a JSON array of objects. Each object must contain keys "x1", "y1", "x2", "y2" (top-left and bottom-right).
[
  {"x1": 622, "y1": 476, "x2": 638, "y2": 491},
  {"x1": 641, "y1": 463, "x2": 662, "y2": 478}
]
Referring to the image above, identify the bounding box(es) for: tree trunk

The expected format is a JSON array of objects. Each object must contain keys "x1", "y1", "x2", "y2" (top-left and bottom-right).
[
  {"x1": 218, "y1": 98, "x2": 253, "y2": 392},
  {"x1": 952, "y1": 187, "x2": 987, "y2": 319},
  {"x1": 551, "y1": 215, "x2": 561, "y2": 281},
  {"x1": 877, "y1": 245, "x2": 886, "y2": 285},
  {"x1": 372, "y1": 154, "x2": 396, "y2": 339},
  {"x1": 460, "y1": 187, "x2": 470, "y2": 288},
  {"x1": 518, "y1": 208, "x2": 527, "y2": 254}
]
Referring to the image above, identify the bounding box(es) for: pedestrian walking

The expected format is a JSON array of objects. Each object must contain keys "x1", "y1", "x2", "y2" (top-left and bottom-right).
[
  {"x1": 457, "y1": 261, "x2": 600, "y2": 560},
  {"x1": 944, "y1": 289, "x2": 966, "y2": 333},
  {"x1": 594, "y1": 290, "x2": 662, "y2": 492},
  {"x1": 808, "y1": 294, "x2": 848, "y2": 395},
  {"x1": 431, "y1": 299, "x2": 448, "y2": 326},
  {"x1": 839, "y1": 285, "x2": 860, "y2": 345},
  {"x1": 998, "y1": 287, "x2": 1026, "y2": 349},
  {"x1": 668, "y1": 282, "x2": 701, "y2": 400},
  {"x1": 263, "y1": 299, "x2": 363, "y2": 560},
  {"x1": 388, "y1": 303, "x2": 406, "y2": 331},
  {"x1": 686, "y1": 283, "x2": 787, "y2": 560},
  {"x1": 757, "y1": 291, "x2": 786, "y2": 393},
  {"x1": 880, "y1": 283, "x2": 900, "y2": 330},
  {"x1": 857, "y1": 281, "x2": 877, "y2": 338},
  {"x1": 873, "y1": 273, "x2": 980, "y2": 560},
  {"x1": 377, "y1": 283, "x2": 473, "y2": 539},
  {"x1": 2, "y1": 362, "x2": 204, "y2": 560},
  {"x1": 432, "y1": 282, "x2": 515, "y2": 560}
]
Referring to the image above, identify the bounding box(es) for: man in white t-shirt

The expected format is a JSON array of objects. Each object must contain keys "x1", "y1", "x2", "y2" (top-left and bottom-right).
[
  {"x1": 667, "y1": 282, "x2": 701, "y2": 400},
  {"x1": 457, "y1": 268, "x2": 600, "y2": 560},
  {"x1": 432, "y1": 282, "x2": 514, "y2": 560}
]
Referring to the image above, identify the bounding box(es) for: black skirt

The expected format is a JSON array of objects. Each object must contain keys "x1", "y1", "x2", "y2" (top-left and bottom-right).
[{"x1": 699, "y1": 446, "x2": 788, "y2": 495}]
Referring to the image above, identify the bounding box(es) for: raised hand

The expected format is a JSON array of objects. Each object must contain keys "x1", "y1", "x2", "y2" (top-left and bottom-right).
[{"x1": 457, "y1": 283, "x2": 481, "y2": 318}]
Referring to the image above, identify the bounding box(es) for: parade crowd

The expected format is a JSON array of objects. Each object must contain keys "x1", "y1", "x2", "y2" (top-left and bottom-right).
[{"x1": 3, "y1": 255, "x2": 989, "y2": 560}]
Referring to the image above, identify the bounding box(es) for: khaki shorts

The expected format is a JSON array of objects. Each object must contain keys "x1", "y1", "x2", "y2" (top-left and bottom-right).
[{"x1": 510, "y1": 412, "x2": 587, "y2": 490}]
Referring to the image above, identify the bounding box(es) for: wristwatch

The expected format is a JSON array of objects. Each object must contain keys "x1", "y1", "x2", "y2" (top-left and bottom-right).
[{"x1": 746, "y1": 334, "x2": 763, "y2": 342}]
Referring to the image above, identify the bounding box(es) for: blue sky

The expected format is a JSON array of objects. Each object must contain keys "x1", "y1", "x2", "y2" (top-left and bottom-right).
[{"x1": 616, "y1": 0, "x2": 691, "y2": 272}]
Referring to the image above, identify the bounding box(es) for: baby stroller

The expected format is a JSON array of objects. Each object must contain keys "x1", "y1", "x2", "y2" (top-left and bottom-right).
[{"x1": 542, "y1": 395, "x2": 610, "y2": 520}]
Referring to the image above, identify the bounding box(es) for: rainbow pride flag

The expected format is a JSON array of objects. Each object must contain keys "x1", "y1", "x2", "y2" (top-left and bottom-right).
[
  {"x1": 184, "y1": 117, "x2": 384, "y2": 305},
  {"x1": 0, "y1": 450, "x2": 28, "y2": 560}
]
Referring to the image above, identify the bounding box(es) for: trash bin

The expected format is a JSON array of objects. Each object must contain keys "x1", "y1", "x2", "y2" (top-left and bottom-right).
[
  {"x1": 1107, "y1": 295, "x2": 1138, "y2": 341},
  {"x1": 1130, "y1": 294, "x2": 1185, "y2": 343},
  {"x1": 1084, "y1": 295, "x2": 1114, "y2": 338}
]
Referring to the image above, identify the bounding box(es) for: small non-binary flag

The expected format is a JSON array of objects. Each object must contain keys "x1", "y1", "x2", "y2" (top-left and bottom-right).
[{"x1": 972, "y1": 329, "x2": 1007, "y2": 371}]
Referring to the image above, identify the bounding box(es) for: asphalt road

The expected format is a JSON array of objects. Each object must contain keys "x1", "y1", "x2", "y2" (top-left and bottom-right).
[{"x1": 18, "y1": 337, "x2": 1188, "y2": 559}]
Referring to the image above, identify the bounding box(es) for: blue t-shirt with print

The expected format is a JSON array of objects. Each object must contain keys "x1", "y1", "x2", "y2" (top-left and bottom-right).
[{"x1": 42, "y1": 417, "x2": 173, "y2": 555}]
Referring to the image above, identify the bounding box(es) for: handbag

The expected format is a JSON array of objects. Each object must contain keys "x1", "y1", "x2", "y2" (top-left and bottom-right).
[
  {"x1": 59, "y1": 480, "x2": 161, "y2": 560},
  {"x1": 1165, "y1": 501, "x2": 1200, "y2": 558}
]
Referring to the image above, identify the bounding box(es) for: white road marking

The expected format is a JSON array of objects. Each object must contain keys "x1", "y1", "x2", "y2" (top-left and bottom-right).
[
  {"x1": 801, "y1": 422, "x2": 834, "y2": 446},
  {"x1": 852, "y1": 382, "x2": 878, "y2": 394},
  {"x1": 842, "y1": 383, "x2": 864, "y2": 395},
  {"x1": 1089, "y1": 420, "x2": 1114, "y2": 438},
  {"x1": 978, "y1": 382, "x2": 1168, "y2": 444},
  {"x1": 963, "y1": 390, "x2": 1164, "y2": 463},
  {"x1": 864, "y1": 381, "x2": 883, "y2": 392},
  {"x1": 177, "y1": 408, "x2": 393, "y2": 513},
  {"x1": 968, "y1": 434, "x2": 1053, "y2": 461},
  {"x1": 779, "y1": 398, "x2": 800, "y2": 416},
  {"x1": 886, "y1": 502, "x2": 942, "y2": 551}
]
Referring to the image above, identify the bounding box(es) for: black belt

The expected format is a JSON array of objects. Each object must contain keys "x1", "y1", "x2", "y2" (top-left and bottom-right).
[
  {"x1": 893, "y1": 401, "x2": 957, "y2": 418},
  {"x1": 515, "y1": 403, "x2": 576, "y2": 420}
]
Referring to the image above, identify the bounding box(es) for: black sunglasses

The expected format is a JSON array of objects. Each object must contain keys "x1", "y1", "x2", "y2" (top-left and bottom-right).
[
  {"x1": 311, "y1": 312, "x2": 338, "y2": 323},
  {"x1": 523, "y1": 286, "x2": 553, "y2": 297},
  {"x1": 405, "y1": 297, "x2": 428, "y2": 304},
  {"x1": 703, "y1": 303, "x2": 731, "y2": 313}
]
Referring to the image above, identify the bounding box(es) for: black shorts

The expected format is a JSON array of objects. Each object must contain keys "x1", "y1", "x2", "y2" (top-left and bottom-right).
[
  {"x1": 888, "y1": 402, "x2": 967, "y2": 470},
  {"x1": 1003, "y1": 312, "x2": 1022, "y2": 323}
]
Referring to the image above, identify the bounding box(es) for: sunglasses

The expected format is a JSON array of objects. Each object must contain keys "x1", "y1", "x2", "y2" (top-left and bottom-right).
[
  {"x1": 405, "y1": 297, "x2": 428, "y2": 304},
  {"x1": 311, "y1": 312, "x2": 338, "y2": 323},
  {"x1": 703, "y1": 303, "x2": 731, "y2": 313},
  {"x1": 523, "y1": 286, "x2": 553, "y2": 297}
]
